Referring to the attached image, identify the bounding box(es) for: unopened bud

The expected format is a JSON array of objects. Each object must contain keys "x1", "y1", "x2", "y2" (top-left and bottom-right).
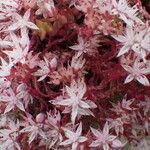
[
  {"x1": 36, "y1": 113, "x2": 45, "y2": 123},
  {"x1": 50, "y1": 57, "x2": 57, "y2": 69}
]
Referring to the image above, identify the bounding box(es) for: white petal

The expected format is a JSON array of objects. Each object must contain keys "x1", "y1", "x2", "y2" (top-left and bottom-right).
[
  {"x1": 112, "y1": 35, "x2": 127, "y2": 43},
  {"x1": 107, "y1": 135, "x2": 116, "y2": 141},
  {"x1": 7, "y1": 23, "x2": 20, "y2": 31},
  {"x1": 86, "y1": 100, "x2": 97, "y2": 108},
  {"x1": 78, "y1": 136, "x2": 87, "y2": 143},
  {"x1": 103, "y1": 122, "x2": 109, "y2": 135},
  {"x1": 16, "y1": 101, "x2": 25, "y2": 111},
  {"x1": 124, "y1": 74, "x2": 134, "y2": 84},
  {"x1": 89, "y1": 140, "x2": 101, "y2": 147},
  {"x1": 72, "y1": 142, "x2": 78, "y2": 150},
  {"x1": 64, "y1": 129, "x2": 74, "y2": 139},
  {"x1": 79, "y1": 101, "x2": 91, "y2": 108},
  {"x1": 90, "y1": 127, "x2": 101, "y2": 137},
  {"x1": 39, "y1": 129, "x2": 47, "y2": 139},
  {"x1": 4, "y1": 104, "x2": 14, "y2": 114},
  {"x1": 20, "y1": 126, "x2": 33, "y2": 133},
  {"x1": 23, "y1": 9, "x2": 31, "y2": 21},
  {"x1": 122, "y1": 65, "x2": 133, "y2": 73},
  {"x1": 37, "y1": 74, "x2": 47, "y2": 81},
  {"x1": 60, "y1": 139, "x2": 73, "y2": 146},
  {"x1": 136, "y1": 75, "x2": 150, "y2": 86},
  {"x1": 55, "y1": 99, "x2": 72, "y2": 106},
  {"x1": 76, "y1": 122, "x2": 82, "y2": 135},
  {"x1": 103, "y1": 143, "x2": 109, "y2": 150},
  {"x1": 15, "y1": 142, "x2": 21, "y2": 150},
  {"x1": 112, "y1": 139, "x2": 125, "y2": 148},
  {"x1": 117, "y1": 45, "x2": 130, "y2": 57},
  {"x1": 29, "y1": 131, "x2": 37, "y2": 144},
  {"x1": 71, "y1": 104, "x2": 78, "y2": 124},
  {"x1": 27, "y1": 22, "x2": 39, "y2": 30}
]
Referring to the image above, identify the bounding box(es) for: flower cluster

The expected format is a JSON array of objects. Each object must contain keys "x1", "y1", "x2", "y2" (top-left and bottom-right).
[{"x1": 0, "y1": 0, "x2": 150, "y2": 149}]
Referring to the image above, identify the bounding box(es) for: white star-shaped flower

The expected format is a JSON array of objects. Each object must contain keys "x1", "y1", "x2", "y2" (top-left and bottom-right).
[
  {"x1": 60, "y1": 122, "x2": 87, "y2": 150},
  {"x1": 7, "y1": 9, "x2": 39, "y2": 31}
]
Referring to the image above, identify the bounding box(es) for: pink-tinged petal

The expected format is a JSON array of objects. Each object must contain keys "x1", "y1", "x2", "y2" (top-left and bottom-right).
[
  {"x1": 112, "y1": 0, "x2": 118, "y2": 7},
  {"x1": 126, "y1": 26, "x2": 134, "y2": 38},
  {"x1": 50, "y1": 57, "x2": 57, "y2": 69},
  {"x1": 78, "y1": 136, "x2": 87, "y2": 143},
  {"x1": 69, "y1": 45, "x2": 83, "y2": 51},
  {"x1": 7, "y1": 23, "x2": 20, "y2": 31},
  {"x1": 14, "y1": 13, "x2": 22, "y2": 20},
  {"x1": 90, "y1": 127, "x2": 101, "y2": 138},
  {"x1": 14, "y1": 142, "x2": 21, "y2": 150},
  {"x1": 79, "y1": 101, "x2": 91, "y2": 108},
  {"x1": 89, "y1": 140, "x2": 101, "y2": 147},
  {"x1": 136, "y1": 75, "x2": 150, "y2": 86},
  {"x1": 124, "y1": 74, "x2": 134, "y2": 84},
  {"x1": 0, "y1": 57, "x2": 8, "y2": 67},
  {"x1": 23, "y1": 9, "x2": 31, "y2": 21},
  {"x1": 122, "y1": 65, "x2": 133, "y2": 73},
  {"x1": 103, "y1": 143, "x2": 109, "y2": 150},
  {"x1": 103, "y1": 122, "x2": 109, "y2": 135},
  {"x1": 117, "y1": 45, "x2": 130, "y2": 57},
  {"x1": 20, "y1": 126, "x2": 33, "y2": 133},
  {"x1": 140, "y1": 49, "x2": 147, "y2": 63},
  {"x1": 55, "y1": 99, "x2": 72, "y2": 106},
  {"x1": 37, "y1": 74, "x2": 48, "y2": 81},
  {"x1": 63, "y1": 129, "x2": 74, "y2": 139},
  {"x1": 112, "y1": 35, "x2": 127, "y2": 43},
  {"x1": 4, "y1": 104, "x2": 14, "y2": 114},
  {"x1": 66, "y1": 86, "x2": 75, "y2": 98},
  {"x1": 60, "y1": 139, "x2": 73, "y2": 146},
  {"x1": 86, "y1": 100, "x2": 97, "y2": 108},
  {"x1": 72, "y1": 142, "x2": 78, "y2": 150},
  {"x1": 0, "y1": 40, "x2": 13, "y2": 48},
  {"x1": 107, "y1": 135, "x2": 116, "y2": 141},
  {"x1": 10, "y1": 32, "x2": 20, "y2": 49},
  {"x1": 16, "y1": 101, "x2": 25, "y2": 112},
  {"x1": 79, "y1": 108, "x2": 94, "y2": 116},
  {"x1": 71, "y1": 104, "x2": 78, "y2": 124},
  {"x1": 28, "y1": 131, "x2": 37, "y2": 144},
  {"x1": 26, "y1": 22, "x2": 39, "y2": 30},
  {"x1": 39, "y1": 129, "x2": 47, "y2": 139},
  {"x1": 112, "y1": 139, "x2": 125, "y2": 148},
  {"x1": 62, "y1": 107, "x2": 71, "y2": 114},
  {"x1": 76, "y1": 122, "x2": 82, "y2": 136}
]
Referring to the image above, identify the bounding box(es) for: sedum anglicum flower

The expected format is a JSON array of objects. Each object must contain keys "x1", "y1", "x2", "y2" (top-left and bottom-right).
[
  {"x1": 90, "y1": 122, "x2": 124, "y2": 150},
  {"x1": 33, "y1": 57, "x2": 57, "y2": 81},
  {"x1": 0, "y1": 119, "x2": 21, "y2": 150},
  {"x1": 0, "y1": 57, "x2": 13, "y2": 77},
  {"x1": 50, "y1": 79, "x2": 97, "y2": 124},
  {"x1": 20, "y1": 113, "x2": 47, "y2": 144},
  {"x1": 111, "y1": 0, "x2": 142, "y2": 26},
  {"x1": 7, "y1": 9, "x2": 39, "y2": 32},
  {"x1": 122, "y1": 58, "x2": 150, "y2": 86},
  {"x1": 0, "y1": 87, "x2": 25, "y2": 114},
  {"x1": 3, "y1": 32, "x2": 30, "y2": 65},
  {"x1": 36, "y1": 0, "x2": 55, "y2": 18},
  {"x1": 112, "y1": 26, "x2": 135, "y2": 57},
  {"x1": 60, "y1": 122, "x2": 87, "y2": 150},
  {"x1": 112, "y1": 26, "x2": 150, "y2": 61}
]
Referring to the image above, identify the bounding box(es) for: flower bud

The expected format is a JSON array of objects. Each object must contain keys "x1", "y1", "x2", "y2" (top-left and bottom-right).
[
  {"x1": 50, "y1": 57, "x2": 57, "y2": 69},
  {"x1": 36, "y1": 113, "x2": 45, "y2": 123}
]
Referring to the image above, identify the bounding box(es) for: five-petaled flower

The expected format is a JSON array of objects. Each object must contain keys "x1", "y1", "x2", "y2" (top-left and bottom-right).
[
  {"x1": 60, "y1": 122, "x2": 87, "y2": 150},
  {"x1": 122, "y1": 58, "x2": 150, "y2": 86},
  {"x1": 50, "y1": 79, "x2": 97, "y2": 124},
  {"x1": 90, "y1": 122, "x2": 124, "y2": 150},
  {"x1": 7, "y1": 9, "x2": 39, "y2": 32}
]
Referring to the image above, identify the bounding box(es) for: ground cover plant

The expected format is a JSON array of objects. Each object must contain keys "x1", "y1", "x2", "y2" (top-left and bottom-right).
[{"x1": 0, "y1": 0, "x2": 150, "y2": 149}]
